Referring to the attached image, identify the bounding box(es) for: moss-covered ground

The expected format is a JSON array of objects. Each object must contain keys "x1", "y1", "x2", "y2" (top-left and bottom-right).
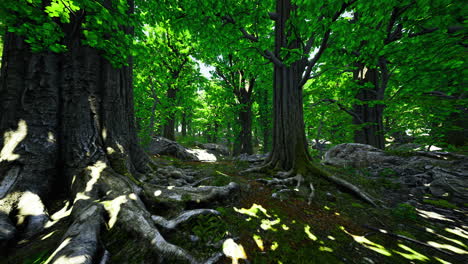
[
  {"x1": 162, "y1": 156, "x2": 467, "y2": 264},
  {"x1": 3, "y1": 155, "x2": 466, "y2": 264}
]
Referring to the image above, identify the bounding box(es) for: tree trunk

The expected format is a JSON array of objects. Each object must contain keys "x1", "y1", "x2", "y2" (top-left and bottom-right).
[
  {"x1": 233, "y1": 79, "x2": 254, "y2": 155},
  {"x1": 352, "y1": 64, "x2": 385, "y2": 149},
  {"x1": 0, "y1": 4, "x2": 236, "y2": 263},
  {"x1": 264, "y1": 0, "x2": 311, "y2": 172},
  {"x1": 148, "y1": 97, "x2": 158, "y2": 137},
  {"x1": 181, "y1": 112, "x2": 187, "y2": 137},
  {"x1": 163, "y1": 87, "x2": 177, "y2": 141}
]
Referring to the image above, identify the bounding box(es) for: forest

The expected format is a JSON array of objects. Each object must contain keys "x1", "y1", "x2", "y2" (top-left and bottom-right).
[{"x1": 0, "y1": 0, "x2": 466, "y2": 263}]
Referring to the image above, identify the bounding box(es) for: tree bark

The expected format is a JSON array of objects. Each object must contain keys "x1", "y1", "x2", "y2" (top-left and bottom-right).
[
  {"x1": 0, "y1": 3, "x2": 237, "y2": 263},
  {"x1": 352, "y1": 64, "x2": 385, "y2": 149},
  {"x1": 163, "y1": 87, "x2": 177, "y2": 141},
  {"x1": 264, "y1": 0, "x2": 311, "y2": 172}
]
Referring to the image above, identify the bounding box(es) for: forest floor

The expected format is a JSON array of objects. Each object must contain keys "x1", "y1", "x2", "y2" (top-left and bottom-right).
[
  {"x1": 156, "y1": 154, "x2": 467, "y2": 264},
  {"x1": 3, "y1": 153, "x2": 467, "y2": 264}
]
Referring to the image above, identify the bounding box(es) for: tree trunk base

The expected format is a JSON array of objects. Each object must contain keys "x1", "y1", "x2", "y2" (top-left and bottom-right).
[
  {"x1": 244, "y1": 159, "x2": 378, "y2": 207},
  {"x1": 0, "y1": 161, "x2": 239, "y2": 264}
]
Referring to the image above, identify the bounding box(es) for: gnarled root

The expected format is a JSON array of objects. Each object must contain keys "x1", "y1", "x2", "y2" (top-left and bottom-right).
[
  {"x1": 152, "y1": 209, "x2": 220, "y2": 230},
  {"x1": 1, "y1": 159, "x2": 238, "y2": 264},
  {"x1": 325, "y1": 174, "x2": 377, "y2": 207}
]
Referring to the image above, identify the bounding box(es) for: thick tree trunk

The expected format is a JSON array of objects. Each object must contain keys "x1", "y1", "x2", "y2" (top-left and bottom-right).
[
  {"x1": 0, "y1": 7, "x2": 236, "y2": 262},
  {"x1": 264, "y1": 0, "x2": 311, "y2": 172},
  {"x1": 352, "y1": 65, "x2": 385, "y2": 149}
]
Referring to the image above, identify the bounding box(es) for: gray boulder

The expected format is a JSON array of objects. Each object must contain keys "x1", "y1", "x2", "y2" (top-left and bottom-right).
[
  {"x1": 323, "y1": 143, "x2": 468, "y2": 202},
  {"x1": 196, "y1": 142, "x2": 230, "y2": 156},
  {"x1": 322, "y1": 143, "x2": 396, "y2": 168},
  {"x1": 146, "y1": 137, "x2": 198, "y2": 161},
  {"x1": 235, "y1": 153, "x2": 269, "y2": 162}
]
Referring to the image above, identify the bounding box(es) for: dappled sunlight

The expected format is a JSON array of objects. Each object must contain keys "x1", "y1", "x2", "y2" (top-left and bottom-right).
[
  {"x1": 416, "y1": 208, "x2": 454, "y2": 222},
  {"x1": 427, "y1": 241, "x2": 468, "y2": 254},
  {"x1": 16, "y1": 191, "x2": 46, "y2": 225},
  {"x1": 45, "y1": 237, "x2": 72, "y2": 263},
  {"x1": 41, "y1": 230, "x2": 58, "y2": 240},
  {"x1": 0, "y1": 119, "x2": 27, "y2": 162},
  {"x1": 394, "y1": 244, "x2": 429, "y2": 261},
  {"x1": 223, "y1": 238, "x2": 247, "y2": 264},
  {"x1": 445, "y1": 227, "x2": 468, "y2": 240},
  {"x1": 234, "y1": 203, "x2": 271, "y2": 218},
  {"x1": 340, "y1": 226, "x2": 392, "y2": 256},
  {"x1": 319, "y1": 246, "x2": 334, "y2": 252},
  {"x1": 425, "y1": 227, "x2": 468, "y2": 249},
  {"x1": 253, "y1": 234, "x2": 264, "y2": 251},
  {"x1": 434, "y1": 256, "x2": 452, "y2": 264},
  {"x1": 74, "y1": 161, "x2": 107, "y2": 202},
  {"x1": 187, "y1": 149, "x2": 217, "y2": 162},
  {"x1": 102, "y1": 195, "x2": 128, "y2": 229},
  {"x1": 271, "y1": 241, "x2": 279, "y2": 251},
  {"x1": 304, "y1": 224, "x2": 318, "y2": 241},
  {"x1": 260, "y1": 217, "x2": 281, "y2": 231}
]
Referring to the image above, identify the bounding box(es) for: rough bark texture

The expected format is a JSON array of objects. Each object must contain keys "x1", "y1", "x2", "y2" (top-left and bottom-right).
[
  {"x1": 264, "y1": 0, "x2": 311, "y2": 172},
  {"x1": 352, "y1": 64, "x2": 386, "y2": 149},
  {"x1": 0, "y1": 4, "x2": 236, "y2": 263},
  {"x1": 233, "y1": 78, "x2": 254, "y2": 156},
  {"x1": 163, "y1": 87, "x2": 177, "y2": 141}
]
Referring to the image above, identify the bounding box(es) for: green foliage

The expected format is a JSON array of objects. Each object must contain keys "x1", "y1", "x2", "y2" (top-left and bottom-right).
[
  {"x1": 191, "y1": 214, "x2": 228, "y2": 244},
  {"x1": 392, "y1": 203, "x2": 418, "y2": 221},
  {"x1": 423, "y1": 199, "x2": 458, "y2": 209}
]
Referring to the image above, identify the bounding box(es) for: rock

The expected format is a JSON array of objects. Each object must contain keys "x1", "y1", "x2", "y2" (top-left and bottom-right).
[
  {"x1": 187, "y1": 149, "x2": 217, "y2": 162},
  {"x1": 322, "y1": 143, "x2": 391, "y2": 168},
  {"x1": 235, "y1": 153, "x2": 269, "y2": 162},
  {"x1": 323, "y1": 142, "x2": 468, "y2": 204},
  {"x1": 197, "y1": 142, "x2": 230, "y2": 156},
  {"x1": 146, "y1": 137, "x2": 198, "y2": 161},
  {"x1": 429, "y1": 167, "x2": 468, "y2": 201},
  {"x1": 325, "y1": 192, "x2": 337, "y2": 202}
]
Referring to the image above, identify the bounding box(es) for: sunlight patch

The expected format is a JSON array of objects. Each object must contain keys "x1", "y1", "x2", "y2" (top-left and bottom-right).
[
  {"x1": 416, "y1": 208, "x2": 454, "y2": 222},
  {"x1": 102, "y1": 195, "x2": 128, "y2": 229},
  {"x1": 234, "y1": 203, "x2": 270, "y2": 218},
  {"x1": 223, "y1": 238, "x2": 247, "y2": 264},
  {"x1": 445, "y1": 227, "x2": 468, "y2": 240},
  {"x1": 17, "y1": 191, "x2": 45, "y2": 225},
  {"x1": 434, "y1": 257, "x2": 452, "y2": 264},
  {"x1": 253, "y1": 234, "x2": 264, "y2": 251},
  {"x1": 394, "y1": 244, "x2": 429, "y2": 261},
  {"x1": 304, "y1": 225, "x2": 317, "y2": 241},
  {"x1": 271, "y1": 241, "x2": 279, "y2": 251},
  {"x1": 260, "y1": 218, "x2": 280, "y2": 231},
  {"x1": 340, "y1": 226, "x2": 392, "y2": 256},
  {"x1": 427, "y1": 241, "x2": 468, "y2": 254},
  {"x1": 0, "y1": 119, "x2": 27, "y2": 162},
  {"x1": 319, "y1": 246, "x2": 333, "y2": 252},
  {"x1": 86, "y1": 161, "x2": 107, "y2": 192}
]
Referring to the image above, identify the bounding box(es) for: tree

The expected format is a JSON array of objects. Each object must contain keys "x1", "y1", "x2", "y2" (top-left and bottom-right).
[
  {"x1": 157, "y1": 0, "x2": 376, "y2": 205},
  {"x1": 319, "y1": 0, "x2": 466, "y2": 149},
  {"x1": 0, "y1": 1, "x2": 236, "y2": 262},
  {"x1": 212, "y1": 54, "x2": 257, "y2": 155}
]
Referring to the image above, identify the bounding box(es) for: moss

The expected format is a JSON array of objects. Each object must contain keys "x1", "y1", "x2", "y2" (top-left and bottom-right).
[
  {"x1": 392, "y1": 203, "x2": 418, "y2": 221},
  {"x1": 423, "y1": 199, "x2": 458, "y2": 209},
  {"x1": 109, "y1": 156, "x2": 141, "y2": 186},
  {"x1": 351, "y1": 202, "x2": 365, "y2": 208}
]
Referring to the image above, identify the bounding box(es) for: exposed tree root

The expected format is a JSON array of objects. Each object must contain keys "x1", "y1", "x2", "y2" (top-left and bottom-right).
[
  {"x1": 1, "y1": 159, "x2": 239, "y2": 263},
  {"x1": 246, "y1": 159, "x2": 377, "y2": 207},
  {"x1": 152, "y1": 209, "x2": 220, "y2": 230},
  {"x1": 324, "y1": 174, "x2": 377, "y2": 207}
]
